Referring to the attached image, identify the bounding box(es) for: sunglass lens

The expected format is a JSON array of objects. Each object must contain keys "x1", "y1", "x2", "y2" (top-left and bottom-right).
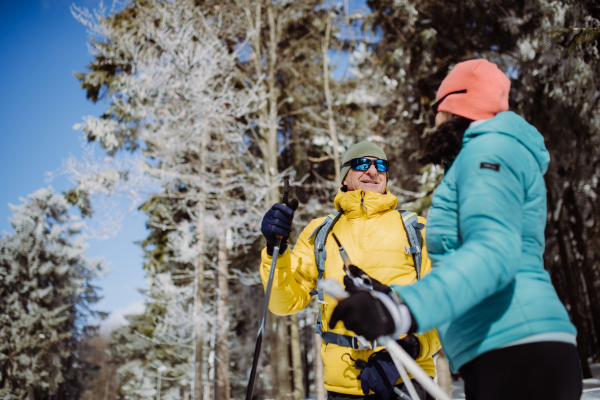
[
  {"x1": 352, "y1": 158, "x2": 370, "y2": 170},
  {"x1": 375, "y1": 160, "x2": 389, "y2": 172}
]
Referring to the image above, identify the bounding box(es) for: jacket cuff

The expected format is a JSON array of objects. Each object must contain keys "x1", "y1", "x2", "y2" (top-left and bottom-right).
[
  {"x1": 390, "y1": 284, "x2": 419, "y2": 334},
  {"x1": 261, "y1": 246, "x2": 290, "y2": 262},
  {"x1": 266, "y1": 242, "x2": 288, "y2": 256}
]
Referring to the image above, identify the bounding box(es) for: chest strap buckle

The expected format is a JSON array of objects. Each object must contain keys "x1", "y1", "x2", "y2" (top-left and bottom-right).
[{"x1": 405, "y1": 245, "x2": 421, "y2": 255}]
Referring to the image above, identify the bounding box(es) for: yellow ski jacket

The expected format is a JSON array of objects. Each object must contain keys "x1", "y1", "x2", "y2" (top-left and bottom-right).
[{"x1": 260, "y1": 188, "x2": 441, "y2": 395}]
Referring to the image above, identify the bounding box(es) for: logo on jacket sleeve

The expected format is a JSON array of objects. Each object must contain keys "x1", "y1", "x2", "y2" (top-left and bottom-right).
[{"x1": 480, "y1": 162, "x2": 500, "y2": 171}]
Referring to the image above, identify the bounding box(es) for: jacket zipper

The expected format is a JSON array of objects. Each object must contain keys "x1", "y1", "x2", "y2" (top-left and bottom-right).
[{"x1": 359, "y1": 192, "x2": 366, "y2": 267}]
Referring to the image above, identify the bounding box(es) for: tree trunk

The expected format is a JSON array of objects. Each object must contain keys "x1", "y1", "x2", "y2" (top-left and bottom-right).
[
  {"x1": 270, "y1": 315, "x2": 292, "y2": 399},
  {"x1": 214, "y1": 226, "x2": 230, "y2": 400},
  {"x1": 546, "y1": 177, "x2": 592, "y2": 378},
  {"x1": 313, "y1": 333, "x2": 325, "y2": 400},
  {"x1": 289, "y1": 314, "x2": 304, "y2": 400},
  {"x1": 242, "y1": 1, "x2": 295, "y2": 396},
  {"x1": 267, "y1": 3, "x2": 296, "y2": 398},
  {"x1": 194, "y1": 130, "x2": 208, "y2": 400},
  {"x1": 564, "y1": 185, "x2": 600, "y2": 361},
  {"x1": 322, "y1": 12, "x2": 341, "y2": 183},
  {"x1": 204, "y1": 338, "x2": 213, "y2": 400}
]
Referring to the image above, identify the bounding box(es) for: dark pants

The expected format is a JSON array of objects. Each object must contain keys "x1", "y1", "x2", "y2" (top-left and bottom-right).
[
  {"x1": 327, "y1": 379, "x2": 434, "y2": 400},
  {"x1": 459, "y1": 341, "x2": 583, "y2": 400}
]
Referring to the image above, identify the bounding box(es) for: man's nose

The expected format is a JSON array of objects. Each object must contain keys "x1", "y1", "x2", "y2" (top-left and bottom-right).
[{"x1": 366, "y1": 164, "x2": 378, "y2": 175}]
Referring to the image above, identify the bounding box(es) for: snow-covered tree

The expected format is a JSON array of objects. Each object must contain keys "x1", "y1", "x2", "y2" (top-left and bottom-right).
[
  {"x1": 0, "y1": 187, "x2": 104, "y2": 399},
  {"x1": 68, "y1": 1, "x2": 274, "y2": 398}
]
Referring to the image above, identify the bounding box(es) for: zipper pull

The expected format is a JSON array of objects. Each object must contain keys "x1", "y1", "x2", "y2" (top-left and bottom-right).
[{"x1": 360, "y1": 192, "x2": 367, "y2": 211}]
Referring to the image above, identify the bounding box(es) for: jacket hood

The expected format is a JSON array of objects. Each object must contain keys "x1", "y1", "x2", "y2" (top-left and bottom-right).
[{"x1": 462, "y1": 111, "x2": 550, "y2": 174}]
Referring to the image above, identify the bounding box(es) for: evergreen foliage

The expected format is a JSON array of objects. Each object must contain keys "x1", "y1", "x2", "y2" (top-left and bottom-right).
[{"x1": 0, "y1": 188, "x2": 104, "y2": 399}]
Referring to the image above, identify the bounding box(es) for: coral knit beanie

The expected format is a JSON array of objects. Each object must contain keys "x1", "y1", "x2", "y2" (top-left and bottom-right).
[{"x1": 436, "y1": 59, "x2": 511, "y2": 121}]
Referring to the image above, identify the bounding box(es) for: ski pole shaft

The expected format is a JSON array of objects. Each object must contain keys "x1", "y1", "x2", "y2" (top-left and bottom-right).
[
  {"x1": 332, "y1": 233, "x2": 373, "y2": 290},
  {"x1": 384, "y1": 337, "x2": 421, "y2": 400},
  {"x1": 321, "y1": 279, "x2": 451, "y2": 400},
  {"x1": 332, "y1": 233, "x2": 352, "y2": 269},
  {"x1": 245, "y1": 180, "x2": 289, "y2": 400},
  {"x1": 381, "y1": 337, "x2": 452, "y2": 400}
]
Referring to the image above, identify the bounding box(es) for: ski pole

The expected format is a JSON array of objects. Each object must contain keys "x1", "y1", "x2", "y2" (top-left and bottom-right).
[
  {"x1": 331, "y1": 233, "x2": 373, "y2": 290},
  {"x1": 321, "y1": 279, "x2": 451, "y2": 400},
  {"x1": 327, "y1": 236, "x2": 420, "y2": 399},
  {"x1": 327, "y1": 236, "x2": 451, "y2": 400},
  {"x1": 382, "y1": 336, "x2": 451, "y2": 400},
  {"x1": 245, "y1": 180, "x2": 290, "y2": 400}
]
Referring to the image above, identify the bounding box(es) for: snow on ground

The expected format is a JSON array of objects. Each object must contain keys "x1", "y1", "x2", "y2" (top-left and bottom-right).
[
  {"x1": 583, "y1": 364, "x2": 600, "y2": 399},
  {"x1": 450, "y1": 363, "x2": 600, "y2": 399}
]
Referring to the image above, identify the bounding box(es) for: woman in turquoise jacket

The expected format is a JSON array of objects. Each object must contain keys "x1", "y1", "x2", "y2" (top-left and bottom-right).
[{"x1": 330, "y1": 59, "x2": 582, "y2": 400}]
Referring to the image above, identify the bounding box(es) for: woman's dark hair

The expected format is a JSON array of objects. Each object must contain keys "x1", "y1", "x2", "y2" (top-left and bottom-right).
[{"x1": 418, "y1": 115, "x2": 474, "y2": 169}]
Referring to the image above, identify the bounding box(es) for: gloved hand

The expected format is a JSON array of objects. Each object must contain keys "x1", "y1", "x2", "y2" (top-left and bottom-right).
[
  {"x1": 398, "y1": 333, "x2": 421, "y2": 360},
  {"x1": 329, "y1": 290, "x2": 411, "y2": 341},
  {"x1": 354, "y1": 336, "x2": 421, "y2": 399},
  {"x1": 344, "y1": 264, "x2": 391, "y2": 295},
  {"x1": 261, "y1": 199, "x2": 299, "y2": 256},
  {"x1": 356, "y1": 350, "x2": 399, "y2": 400}
]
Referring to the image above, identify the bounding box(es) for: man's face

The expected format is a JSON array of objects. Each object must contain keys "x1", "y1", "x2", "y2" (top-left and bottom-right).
[{"x1": 343, "y1": 157, "x2": 387, "y2": 194}]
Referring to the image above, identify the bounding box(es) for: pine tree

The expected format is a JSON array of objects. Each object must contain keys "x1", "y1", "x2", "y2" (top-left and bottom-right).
[{"x1": 0, "y1": 187, "x2": 104, "y2": 399}]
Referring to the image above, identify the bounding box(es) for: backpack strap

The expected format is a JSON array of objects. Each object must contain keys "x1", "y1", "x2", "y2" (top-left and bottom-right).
[
  {"x1": 309, "y1": 210, "x2": 424, "y2": 351},
  {"x1": 399, "y1": 210, "x2": 425, "y2": 280},
  {"x1": 308, "y1": 211, "x2": 341, "y2": 307}
]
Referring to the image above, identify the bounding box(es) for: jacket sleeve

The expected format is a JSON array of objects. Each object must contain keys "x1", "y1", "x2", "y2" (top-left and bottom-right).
[
  {"x1": 398, "y1": 134, "x2": 527, "y2": 332},
  {"x1": 415, "y1": 330, "x2": 441, "y2": 362},
  {"x1": 259, "y1": 218, "x2": 322, "y2": 315}
]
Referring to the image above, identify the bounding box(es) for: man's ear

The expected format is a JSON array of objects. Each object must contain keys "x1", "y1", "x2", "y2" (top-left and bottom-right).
[{"x1": 341, "y1": 179, "x2": 348, "y2": 192}]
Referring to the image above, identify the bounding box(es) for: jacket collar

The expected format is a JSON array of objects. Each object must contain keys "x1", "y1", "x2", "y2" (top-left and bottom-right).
[{"x1": 334, "y1": 188, "x2": 398, "y2": 218}]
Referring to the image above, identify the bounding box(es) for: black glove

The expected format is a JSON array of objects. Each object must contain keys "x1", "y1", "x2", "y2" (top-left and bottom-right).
[
  {"x1": 356, "y1": 350, "x2": 399, "y2": 400},
  {"x1": 398, "y1": 333, "x2": 421, "y2": 360},
  {"x1": 328, "y1": 291, "x2": 396, "y2": 341},
  {"x1": 344, "y1": 264, "x2": 391, "y2": 295},
  {"x1": 261, "y1": 199, "x2": 299, "y2": 256}
]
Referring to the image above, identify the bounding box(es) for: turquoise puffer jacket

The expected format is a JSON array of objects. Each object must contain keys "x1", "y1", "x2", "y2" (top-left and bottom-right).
[{"x1": 393, "y1": 111, "x2": 576, "y2": 371}]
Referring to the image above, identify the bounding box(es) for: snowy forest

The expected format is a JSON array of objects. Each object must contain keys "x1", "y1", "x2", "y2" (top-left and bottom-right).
[{"x1": 1, "y1": 0, "x2": 600, "y2": 399}]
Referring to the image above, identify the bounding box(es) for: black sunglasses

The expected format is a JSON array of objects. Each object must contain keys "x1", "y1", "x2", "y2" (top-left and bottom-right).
[
  {"x1": 432, "y1": 89, "x2": 467, "y2": 116},
  {"x1": 342, "y1": 158, "x2": 389, "y2": 172}
]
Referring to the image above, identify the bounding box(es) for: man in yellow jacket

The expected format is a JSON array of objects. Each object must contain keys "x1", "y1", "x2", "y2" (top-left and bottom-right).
[{"x1": 260, "y1": 141, "x2": 440, "y2": 400}]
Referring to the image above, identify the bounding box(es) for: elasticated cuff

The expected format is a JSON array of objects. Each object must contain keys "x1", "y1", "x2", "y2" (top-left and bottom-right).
[{"x1": 266, "y1": 242, "x2": 288, "y2": 256}]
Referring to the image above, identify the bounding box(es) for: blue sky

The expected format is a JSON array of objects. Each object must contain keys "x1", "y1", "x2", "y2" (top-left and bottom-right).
[
  {"x1": 0, "y1": 0, "x2": 146, "y2": 316},
  {"x1": 0, "y1": 0, "x2": 373, "y2": 321}
]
